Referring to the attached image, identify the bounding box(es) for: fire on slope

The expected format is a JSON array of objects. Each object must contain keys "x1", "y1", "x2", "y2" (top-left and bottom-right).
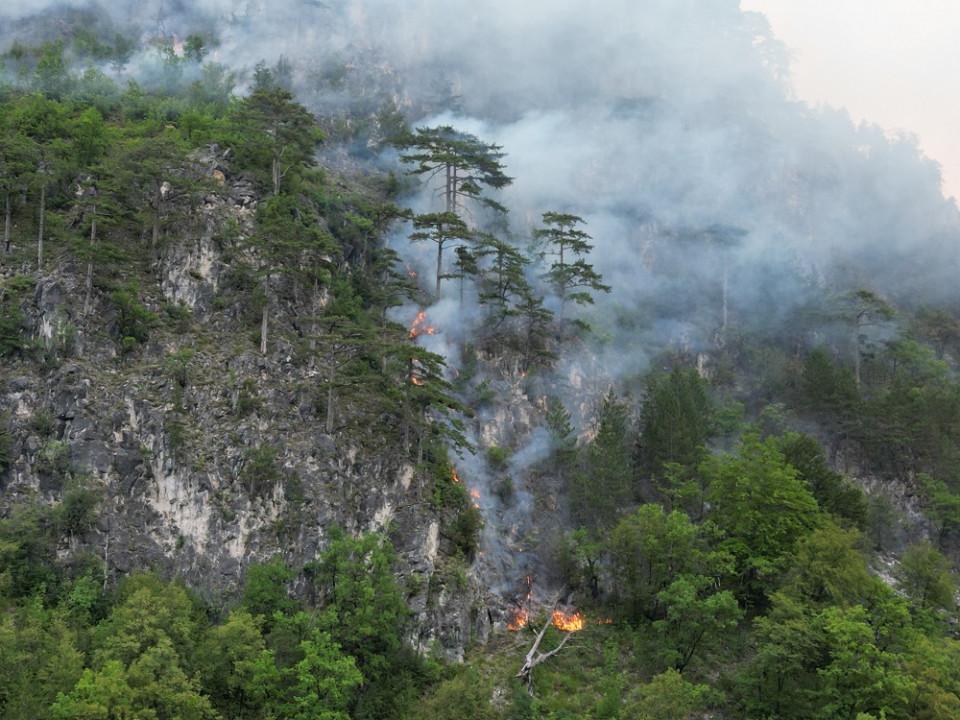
[
  {"x1": 507, "y1": 608, "x2": 530, "y2": 632},
  {"x1": 551, "y1": 610, "x2": 585, "y2": 632},
  {"x1": 409, "y1": 310, "x2": 438, "y2": 340}
]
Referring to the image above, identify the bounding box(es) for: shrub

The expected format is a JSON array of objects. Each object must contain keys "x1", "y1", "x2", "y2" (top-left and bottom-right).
[
  {"x1": 240, "y1": 444, "x2": 281, "y2": 499},
  {"x1": 109, "y1": 282, "x2": 156, "y2": 349}
]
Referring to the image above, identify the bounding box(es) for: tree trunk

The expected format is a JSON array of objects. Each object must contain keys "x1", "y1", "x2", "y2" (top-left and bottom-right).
[
  {"x1": 721, "y1": 254, "x2": 729, "y2": 333},
  {"x1": 102, "y1": 530, "x2": 110, "y2": 592},
  {"x1": 3, "y1": 192, "x2": 11, "y2": 253},
  {"x1": 260, "y1": 276, "x2": 271, "y2": 355},
  {"x1": 853, "y1": 336, "x2": 862, "y2": 388},
  {"x1": 445, "y1": 163, "x2": 454, "y2": 214},
  {"x1": 435, "y1": 241, "x2": 444, "y2": 296},
  {"x1": 517, "y1": 604, "x2": 573, "y2": 695},
  {"x1": 83, "y1": 203, "x2": 97, "y2": 316},
  {"x1": 558, "y1": 242, "x2": 566, "y2": 320},
  {"x1": 272, "y1": 155, "x2": 281, "y2": 196},
  {"x1": 152, "y1": 185, "x2": 162, "y2": 249},
  {"x1": 37, "y1": 183, "x2": 46, "y2": 269},
  {"x1": 325, "y1": 377, "x2": 335, "y2": 434}
]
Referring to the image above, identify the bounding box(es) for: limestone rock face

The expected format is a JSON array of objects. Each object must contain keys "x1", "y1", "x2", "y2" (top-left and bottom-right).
[{"x1": 0, "y1": 153, "x2": 481, "y2": 660}]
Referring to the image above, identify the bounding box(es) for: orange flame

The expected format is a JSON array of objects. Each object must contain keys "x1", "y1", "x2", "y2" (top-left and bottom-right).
[
  {"x1": 507, "y1": 607, "x2": 529, "y2": 631},
  {"x1": 409, "y1": 310, "x2": 438, "y2": 340},
  {"x1": 410, "y1": 375, "x2": 425, "y2": 386},
  {"x1": 552, "y1": 610, "x2": 585, "y2": 632},
  {"x1": 451, "y1": 468, "x2": 462, "y2": 484},
  {"x1": 470, "y1": 488, "x2": 481, "y2": 500}
]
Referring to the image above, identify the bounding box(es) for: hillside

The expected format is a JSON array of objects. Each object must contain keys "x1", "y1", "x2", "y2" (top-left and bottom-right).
[{"x1": 1, "y1": 2, "x2": 960, "y2": 719}]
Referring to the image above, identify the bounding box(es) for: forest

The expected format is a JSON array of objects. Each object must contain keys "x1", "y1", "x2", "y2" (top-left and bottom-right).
[{"x1": 1, "y1": 4, "x2": 960, "y2": 720}]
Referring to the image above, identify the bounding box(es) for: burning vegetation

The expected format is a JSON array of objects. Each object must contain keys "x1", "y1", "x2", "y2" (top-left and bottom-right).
[
  {"x1": 551, "y1": 610, "x2": 585, "y2": 632},
  {"x1": 408, "y1": 310, "x2": 438, "y2": 340},
  {"x1": 507, "y1": 608, "x2": 529, "y2": 631}
]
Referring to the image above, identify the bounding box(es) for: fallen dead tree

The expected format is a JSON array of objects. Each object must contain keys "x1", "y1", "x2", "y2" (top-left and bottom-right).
[{"x1": 516, "y1": 604, "x2": 579, "y2": 694}]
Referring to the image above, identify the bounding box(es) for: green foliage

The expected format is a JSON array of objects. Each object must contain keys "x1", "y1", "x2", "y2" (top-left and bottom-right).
[
  {"x1": 703, "y1": 434, "x2": 821, "y2": 598},
  {"x1": 0, "y1": 276, "x2": 31, "y2": 358},
  {"x1": 108, "y1": 282, "x2": 156, "y2": 350},
  {"x1": 289, "y1": 629, "x2": 362, "y2": 720},
  {"x1": 240, "y1": 443, "x2": 282, "y2": 499},
  {"x1": 637, "y1": 366, "x2": 713, "y2": 480},
  {"x1": 533, "y1": 212, "x2": 610, "y2": 309},
  {"x1": 896, "y1": 542, "x2": 957, "y2": 615},
  {"x1": 412, "y1": 667, "x2": 494, "y2": 720},
  {"x1": 777, "y1": 432, "x2": 867, "y2": 527},
  {"x1": 233, "y1": 85, "x2": 322, "y2": 195},
  {"x1": 780, "y1": 523, "x2": 875, "y2": 607},
  {"x1": 242, "y1": 558, "x2": 297, "y2": 621},
  {"x1": 799, "y1": 347, "x2": 859, "y2": 421},
  {"x1": 652, "y1": 574, "x2": 742, "y2": 672},
  {"x1": 571, "y1": 391, "x2": 634, "y2": 532},
  {"x1": 36, "y1": 439, "x2": 72, "y2": 485},
  {"x1": 55, "y1": 482, "x2": 100, "y2": 537},
  {"x1": 307, "y1": 530, "x2": 408, "y2": 675},
  {"x1": 624, "y1": 669, "x2": 719, "y2": 719},
  {"x1": 609, "y1": 504, "x2": 726, "y2": 624},
  {"x1": 163, "y1": 348, "x2": 195, "y2": 388},
  {"x1": 396, "y1": 125, "x2": 512, "y2": 215},
  {"x1": 0, "y1": 416, "x2": 12, "y2": 477}
]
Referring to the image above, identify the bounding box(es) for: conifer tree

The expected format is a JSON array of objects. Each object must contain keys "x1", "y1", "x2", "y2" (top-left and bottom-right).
[
  {"x1": 397, "y1": 125, "x2": 512, "y2": 217},
  {"x1": 0, "y1": 127, "x2": 34, "y2": 254},
  {"x1": 533, "y1": 212, "x2": 609, "y2": 316},
  {"x1": 473, "y1": 231, "x2": 531, "y2": 325},
  {"x1": 398, "y1": 126, "x2": 512, "y2": 295},
  {"x1": 234, "y1": 84, "x2": 321, "y2": 196},
  {"x1": 409, "y1": 211, "x2": 472, "y2": 296}
]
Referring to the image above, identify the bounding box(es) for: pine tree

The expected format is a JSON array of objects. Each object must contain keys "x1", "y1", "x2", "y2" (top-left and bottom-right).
[
  {"x1": 0, "y1": 127, "x2": 35, "y2": 254},
  {"x1": 234, "y1": 85, "x2": 321, "y2": 196},
  {"x1": 408, "y1": 211, "x2": 472, "y2": 296},
  {"x1": 473, "y1": 231, "x2": 531, "y2": 325},
  {"x1": 533, "y1": 212, "x2": 609, "y2": 317},
  {"x1": 571, "y1": 391, "x2": 633, "y2": 532},
  {"x1": 397, "y1": 125, "x2": 512, "y2": 217}
]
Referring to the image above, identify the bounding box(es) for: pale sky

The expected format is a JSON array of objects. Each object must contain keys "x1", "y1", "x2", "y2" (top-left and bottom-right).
[{"x1": 742, "y1": 0, "x2": 960, "y2": 201}]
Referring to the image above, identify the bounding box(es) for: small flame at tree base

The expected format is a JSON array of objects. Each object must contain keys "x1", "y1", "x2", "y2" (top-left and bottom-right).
[
  {"x1": 552, "y1": 610, "x2": 585, "y2": 632},
  {"x1": 507, "y1": 608, "x2": 529, "y2": 631},
  {"x1": 409, "y1": 310, "x2": 438, "y2": 340}
]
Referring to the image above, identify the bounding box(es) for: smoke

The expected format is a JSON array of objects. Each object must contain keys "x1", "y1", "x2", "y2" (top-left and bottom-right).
[{"x1": 6, "y1": 0, "x2": 960, "y2": 603}]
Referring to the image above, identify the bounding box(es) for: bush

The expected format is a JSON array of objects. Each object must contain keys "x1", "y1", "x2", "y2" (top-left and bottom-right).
[
  {"x1": 163, "y1": 348, "x2": 195, "y2": 389},
  {"x1": 36, "y1": 439, "x2": 72, "y2": 484},
  {"x1": 486, "y1": 445, "x2": 510, "y2": 470},
  {"x1": 235, "y1": 378, "x2": 261, "y2": 417},
  {"x1": 0, "y1": 276, "x2": 31, "y2": 358},
  {"x1": 56, "y1": 484, "x2": 100, "y2": 536},
  {"x1": 448, "y1": 503, "x2": 483, "y2": 558},
  {"x1": 29, "y1": 409, "x2": 56, "y2": 437},
  {"x1": 240, "y1": 444, "x2": 281, "y2": 499},
  {"x1": 0, "y1": 417, "x2": 12, "y2": 477},
  {"x1": 109, "y1": 282, "x2": 156, "y2": 349}
]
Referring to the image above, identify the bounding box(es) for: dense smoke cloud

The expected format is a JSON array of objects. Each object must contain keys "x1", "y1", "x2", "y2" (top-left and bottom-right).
[
  {"x1": 7, "y1": 0, "x2": 959, "y2": 605},
  {"x1": 6, "y1": 0, "x2": 957, "y2": 427}
]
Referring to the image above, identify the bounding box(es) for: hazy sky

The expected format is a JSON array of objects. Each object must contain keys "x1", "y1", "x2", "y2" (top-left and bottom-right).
[{"x1": 742, "y1": 0, "x2": 960, "y2": 201}]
